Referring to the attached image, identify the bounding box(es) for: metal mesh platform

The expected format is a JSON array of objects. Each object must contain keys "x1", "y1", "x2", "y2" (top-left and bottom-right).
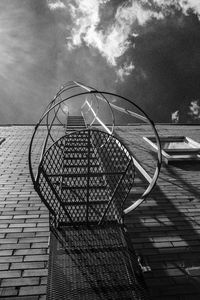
[
  {"x1": 47, "y1": 224, "x2": 148, "y2": 300},
  {"x1": 37, "y1": 129, "x2": 135, "y2": 228},
  {"x1": 34, "y1": 128, "x2": 149, "y2": 299}
]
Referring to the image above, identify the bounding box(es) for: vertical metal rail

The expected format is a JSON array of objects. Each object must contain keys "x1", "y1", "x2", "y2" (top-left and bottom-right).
[
  {"x1": 37, "y1": 105, "x2": 61, "y2": 181},
  {"x1": 86, "y1": 130, "x2": 90, "y2": 225},
  {"x1": 98, "y1": 159, "x2": 132, "y2": 225}
]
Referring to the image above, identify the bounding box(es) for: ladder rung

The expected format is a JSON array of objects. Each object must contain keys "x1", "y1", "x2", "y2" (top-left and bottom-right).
[
  {"x1": 64, "y1": 138, "x2": 88, "y2": 142},
  {"x1": 64, "y1": 144, "x2": 89, "y2": 148},
  {"x1": 64, "y1": 157, "x2": 99, "y2": 161},
  {"x1": 62, "y1": 200, "x2": 109, "y2": 205},
  {"x1": 47, "y1": 172, "x2": 123, "y2": 177},
  {"x1": 65, "y1": 135, "x2": 88, "y2": 138},
  {"x1": 55, "y1": 183, "x2": 107, "y2": 190},
  {"x1": 66, "y1": 126, "x2": 86, "y2": 129},
  {"x1": 64, "y1": 149, "x2": 93, "y2": 154},
  {"x1": 64, "y1": 163, "x2": 100, "y2": 168}
]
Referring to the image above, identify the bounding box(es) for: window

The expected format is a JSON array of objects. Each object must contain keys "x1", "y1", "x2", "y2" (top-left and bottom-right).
[{"x1": 143, "y1": 136, "x2": 200, "y2": 163}]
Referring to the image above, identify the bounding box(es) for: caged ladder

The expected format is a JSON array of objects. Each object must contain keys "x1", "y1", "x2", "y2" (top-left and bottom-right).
[{"x1": 29, "y1": 81, "x2": 162, "y2": 300}]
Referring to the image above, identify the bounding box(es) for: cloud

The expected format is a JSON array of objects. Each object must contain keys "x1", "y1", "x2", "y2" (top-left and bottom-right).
[
  {"x1": 171, "y1": 110, "x2": 179, "y2": 123},
  {"x1": 179, "y1": 0, "x2": 200, "y2": 17},
  {"x1": 152, "y1": 0, "x2": 200, "y2": 18},
  {"x1": 48, "y1": 0, "x2": 200, "y2": 73},
  {"x1": 65, "y1": 0, "x2": 164, "y2": 68},
  {"x1": 46, "y1": 0, "x2": 200, "y2": 124},
  {"x1": 116, "y1": 61, "x2": 135, "y2": 82},
  {"x1": 47, "y1": 0, "x2": 66, "y2": 10},
  {"x1": 188, "y1": 100, "x2": 200, "y2": 120}
]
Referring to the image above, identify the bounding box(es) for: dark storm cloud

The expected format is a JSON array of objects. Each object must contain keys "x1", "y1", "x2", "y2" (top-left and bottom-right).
[
  {"x1": 50, "y1": 0, "x2": 200, "y2": 123},
  {"x1": 117, "y1": 11, "x2": 200, "y2": 123}
]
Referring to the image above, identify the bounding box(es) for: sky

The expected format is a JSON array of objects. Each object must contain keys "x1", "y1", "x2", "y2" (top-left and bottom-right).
[{"x1": 0, "y1": 0, "x2": 200, "y2": 124}]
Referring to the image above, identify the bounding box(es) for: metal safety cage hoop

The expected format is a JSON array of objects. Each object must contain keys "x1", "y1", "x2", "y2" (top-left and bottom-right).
[
  {"x1": 28, "y1": 81, "x2": 162, "y2": 300},
  {"x1": 29, "y1": 81, "x2": 162, "y2": 226}
]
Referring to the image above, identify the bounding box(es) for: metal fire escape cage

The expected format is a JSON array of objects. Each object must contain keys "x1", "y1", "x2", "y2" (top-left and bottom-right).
[{"x1": 29, "y1": 81, "x2": 162, "y2": 300}]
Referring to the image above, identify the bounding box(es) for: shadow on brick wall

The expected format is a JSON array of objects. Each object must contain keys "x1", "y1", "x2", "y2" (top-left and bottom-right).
[{"x1": 125, "y1": 163, "x2": 200, "y2": 299}]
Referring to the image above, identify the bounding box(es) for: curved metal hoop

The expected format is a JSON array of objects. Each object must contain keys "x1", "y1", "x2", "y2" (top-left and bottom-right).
[{"x1": 29, "y1": 81, "x2": 162, "y2": 215}]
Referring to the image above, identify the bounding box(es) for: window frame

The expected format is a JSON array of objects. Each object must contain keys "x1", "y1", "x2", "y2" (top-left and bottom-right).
[{"x1": 143, "y1": 136, "x2": 200, "y2": 163}]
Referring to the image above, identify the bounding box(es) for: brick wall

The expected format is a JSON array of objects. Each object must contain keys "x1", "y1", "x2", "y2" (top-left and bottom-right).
[
  {"x1": 0, "y1": 125, "x2": 200, "y2": 299},
  {"x1": 118, "y1": 125, "x2": 200, "y2": 299},
  {"x1": 0, "y1": 126, "x2": 48, "y2": 300}
]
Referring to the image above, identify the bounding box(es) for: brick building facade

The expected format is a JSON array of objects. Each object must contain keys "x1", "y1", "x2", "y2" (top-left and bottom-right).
[{"x1": 0, "y1": 124, "x2": 200, "y2": 299}]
